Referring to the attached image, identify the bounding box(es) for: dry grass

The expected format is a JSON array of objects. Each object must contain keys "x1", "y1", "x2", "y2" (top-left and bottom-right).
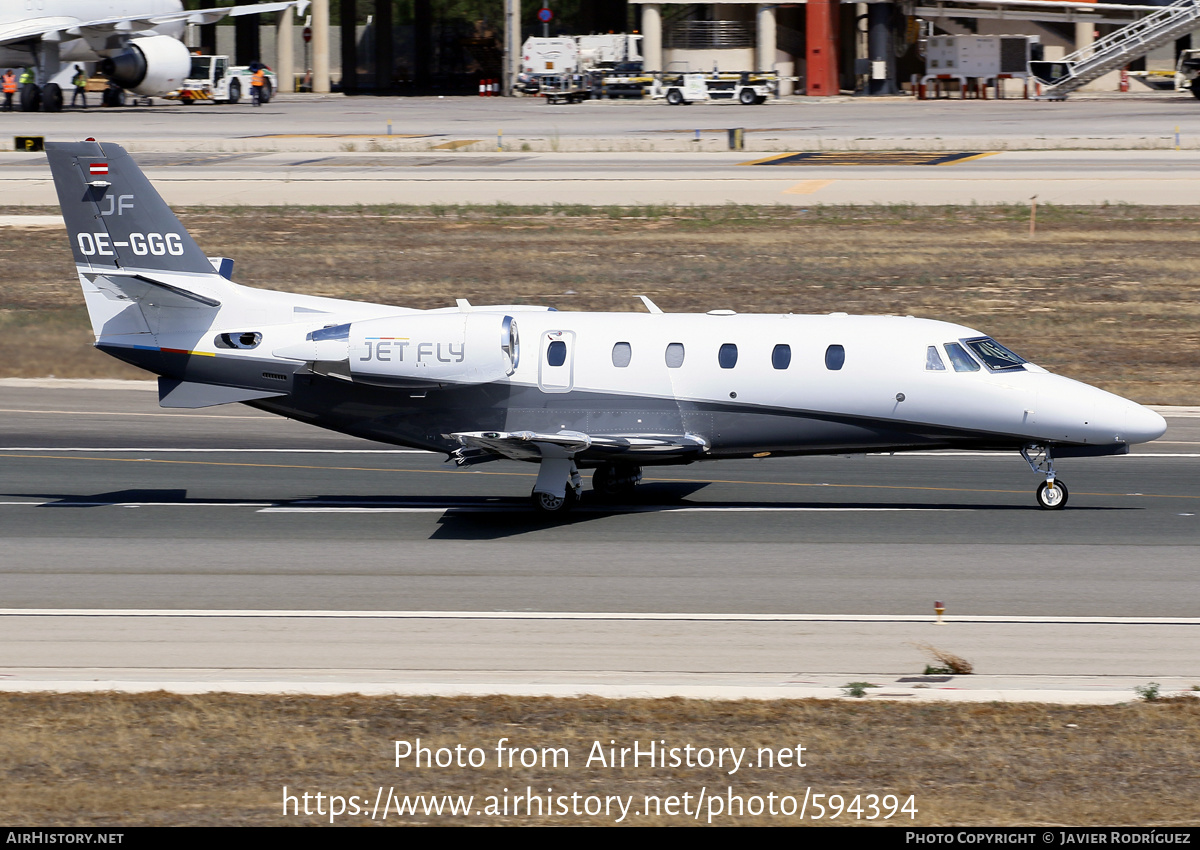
[
  {"x1": 2, "y1": 203, "x2": 1199, "y2": 402},
  {"x1": 1, "y1": 693, "x2": 1199, "y2": 826},
  {"x1": 915, "y1": 643, "x2": 975, "y2": 675}
]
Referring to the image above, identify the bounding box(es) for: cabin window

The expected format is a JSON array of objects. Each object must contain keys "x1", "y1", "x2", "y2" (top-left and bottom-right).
[
  {"x1": 546, "y1": 340, "x2": 567, "y2": 367},
  {"x1": 772, "y1": 344, "x2": 791, "y2": 370},
  {"x1": 611, "y1": 342, "x2": 632, "y2": 368},
  {"x1": 718, "y1": 343, "x2": 738, "y2": 369},
  {"x1": 944, "y1": 342, "x2": 980, "y2": 372},
  {"x1": 665, "y1": 342, "x2": 685, "y2": 368},
  {"x1": 964, "y1": 336, "x2": 1027, "y2": 372},
  {"x1": 925, "y1": 345, "x2": 946, "y2": 371},
  {"x1": 825, "y1": 344, "x2": 845, "y2": 371}
]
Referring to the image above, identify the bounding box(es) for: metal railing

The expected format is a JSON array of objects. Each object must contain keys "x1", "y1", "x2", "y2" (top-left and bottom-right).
[{"x1": 1031, "y1": 0, "x2": 1200, "y2": 98}]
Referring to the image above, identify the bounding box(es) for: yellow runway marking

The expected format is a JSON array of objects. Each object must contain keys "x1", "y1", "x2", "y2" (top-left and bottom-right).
[
  {"x1": 783, "y1": 180, "x2": 834, "y2": 195},
  {"x1": 741, "y1": 151, "x2": 998, "y2": 167}
]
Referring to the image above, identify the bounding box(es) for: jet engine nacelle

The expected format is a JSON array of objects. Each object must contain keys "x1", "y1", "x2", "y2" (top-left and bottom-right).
[
  {"x1": 98, "y1": 35, "x2": 191, "y2": 96},
  {"x1": 284, "y1": 313, "x2": 520, "y2": 389}
]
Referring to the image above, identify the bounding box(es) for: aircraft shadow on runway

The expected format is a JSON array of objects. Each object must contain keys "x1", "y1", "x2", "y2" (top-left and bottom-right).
[{"x1": 6, "y1": 482, "x2": 1129, "y2": 542}]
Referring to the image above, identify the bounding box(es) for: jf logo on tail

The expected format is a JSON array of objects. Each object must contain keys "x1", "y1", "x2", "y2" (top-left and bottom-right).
[{"x1": 44, "y1": 139, "x2": 1168, "y2": 514}]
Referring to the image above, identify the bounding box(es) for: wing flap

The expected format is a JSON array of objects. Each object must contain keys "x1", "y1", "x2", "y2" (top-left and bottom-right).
[{"x1": 448, "y1": 430, "x2": 708, "y2": 465}]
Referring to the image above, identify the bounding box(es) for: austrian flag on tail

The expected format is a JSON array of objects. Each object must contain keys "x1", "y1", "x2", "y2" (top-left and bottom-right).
[{"x1": 89, "y1": 162, "x2": 108, "y2": 176}]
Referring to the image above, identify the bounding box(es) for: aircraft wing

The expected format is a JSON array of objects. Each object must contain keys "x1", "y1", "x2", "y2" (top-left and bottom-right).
[
  {"x1": 448, "y1": 430, "x2": 709, "y2": 466},
  {"x1": 0, "y1": 2, "x2": 309, "y2": 50}
]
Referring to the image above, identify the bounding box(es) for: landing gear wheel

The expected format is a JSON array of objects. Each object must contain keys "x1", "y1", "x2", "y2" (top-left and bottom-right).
[
  {"x1": 592, "y1": 463, "x2": 642, "y2": 499},
  {"x1": 20, "y1": 84, "x2": 41, "y2": 112},
  {"x1": 739, "y1": 87, "x2": 757, "y2": 105},
  {"x1": 666, "y1": 88, "x2": 683, "y2": 105},
  {"x1": 531, "y1": 489, "x2": 575, "y2": 514},
  {"x1": 41, "y1": 83, "x2": 62, "y2": 112},
  {"x1": 1036, "y1": 479, "x2": 1068, "y2": 510}
]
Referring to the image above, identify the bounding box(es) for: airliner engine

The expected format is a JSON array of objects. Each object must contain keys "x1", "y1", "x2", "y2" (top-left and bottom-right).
[
  {"x1": 98, "y1": 35, "x2": 191, "y2": 96},
  {"x1": 279, "y1": 313, "x2": 520, "y2": 389}
]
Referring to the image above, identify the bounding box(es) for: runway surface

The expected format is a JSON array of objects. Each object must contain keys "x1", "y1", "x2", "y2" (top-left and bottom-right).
[
  {"x1": 1, "y1": 382, "x2": 1197, "y2": 701},
  {"x1": 2, "y1": 95, "x2": 1199, "y2": 205},
  {"x1": 4, "y1": 149, "x2": 1199, "y2": 206}
]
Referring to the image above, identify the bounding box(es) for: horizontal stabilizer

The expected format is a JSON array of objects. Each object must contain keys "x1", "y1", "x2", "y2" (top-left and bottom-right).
[
  {"x1": 88, "y1": 273, "x2": 221, "y2": 310},
  {"x1": 158, "y1": 378, "x2": 284, "y2": 409}
]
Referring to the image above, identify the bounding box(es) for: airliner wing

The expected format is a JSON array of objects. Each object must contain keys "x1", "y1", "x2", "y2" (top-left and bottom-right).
[
  {"x1": 0, "y1": 2, "x2": 309, "y2": 49},
  {"x1": 449, "y1": 430, "x2": 709, "y2": 465}
]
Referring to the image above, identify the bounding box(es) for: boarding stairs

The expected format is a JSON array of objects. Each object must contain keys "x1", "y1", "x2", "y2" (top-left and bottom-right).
[{"x1": 1030, "y1": 0, "x2": 1200, "y2": 99}]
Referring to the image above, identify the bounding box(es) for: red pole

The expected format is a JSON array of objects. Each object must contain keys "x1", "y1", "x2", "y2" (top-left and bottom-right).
[{"x1": 806, "y1": 0, "x2": 840, "y2": 96}]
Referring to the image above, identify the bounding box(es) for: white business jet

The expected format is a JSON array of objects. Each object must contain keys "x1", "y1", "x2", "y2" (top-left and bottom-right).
[
  {"x1": 45, "y1": 139, "x2": 1168, "y2": 513},
  {"x1": 0, "y1": 0, "x2": 306, "y2": 111}
]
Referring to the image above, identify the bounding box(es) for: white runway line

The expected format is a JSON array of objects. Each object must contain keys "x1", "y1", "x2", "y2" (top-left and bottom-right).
[{"x1": 3, "y1": 608, "x2": 1199, "y2": 625}]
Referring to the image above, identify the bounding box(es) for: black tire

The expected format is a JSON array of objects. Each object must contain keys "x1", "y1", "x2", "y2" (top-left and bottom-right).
[
  {"x1": 666, "y1": 88, "x2": 683, "y2": 105},
  {"x1": 1036, "y1": 479, "x2": 1069, "y2": 510},
  {"x1": 41, "y1": 82, "x2": 62, "y2": 112},
  {"x1": 20, "y1": 84, "x2": 40, "y2": 112},
  {"x1": 102, "y1": 86, "x2": 125, "y2": 108},
  {"x1": 739, "y1": 87, "x2": 757, "y2": 105},
  {"x1": 259, "y1": 79, "x2": 272, "y2": 104},
  {"x1": 227, "y1": 79, "x2": 241, "y2": 104},
  {"x1": 531, "y1": 489, "x2": 574, "y2": 514},
  {"x1": 592, "y1": 463, "x2": 642, "y2": 499},
  {"x1": 1191, "y1": 79, "x2": 1200, "y2": 100}
]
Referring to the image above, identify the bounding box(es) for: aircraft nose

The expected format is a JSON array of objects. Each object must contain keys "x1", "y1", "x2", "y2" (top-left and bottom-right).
[{"x1": 1124, "y1": 404, "x2": 1167, "y2": 445}]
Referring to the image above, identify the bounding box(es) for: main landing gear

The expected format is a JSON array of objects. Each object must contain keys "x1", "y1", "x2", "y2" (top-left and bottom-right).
[
  {"x1": 530, "y1": 457, "x2": 583, "y2": 514},
  {"x1": 1022, "y1": 444, "x2": 1068, "y2": 510},
  {"x1": 529, "y1": 461, "x2": 644, "y2": 513}
]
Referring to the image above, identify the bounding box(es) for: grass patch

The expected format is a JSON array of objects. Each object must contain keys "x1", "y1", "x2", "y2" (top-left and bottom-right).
[{"x1": 2, "y1": 693, "x2": 1200, "y2": 826}]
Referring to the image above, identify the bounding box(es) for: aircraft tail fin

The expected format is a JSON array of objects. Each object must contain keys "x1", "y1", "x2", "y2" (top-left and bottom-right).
[{"x1": 45, "y1": 140, "x2": 217, "y2": 277}]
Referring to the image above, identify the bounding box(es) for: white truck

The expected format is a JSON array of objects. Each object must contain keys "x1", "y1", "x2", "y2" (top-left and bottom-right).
[
  {"x1": 651, "y1": 72, "x2": 775, "y2": 105},
  {"x1": 1176, "y1": 49, "x2": 1200, "y2": 100},
  {"x1": 519, "y1": 34, "x2": 643, "y2": 94},
  {"x1": 165, "y1": 55, "x2": 275, "y2": 105}
]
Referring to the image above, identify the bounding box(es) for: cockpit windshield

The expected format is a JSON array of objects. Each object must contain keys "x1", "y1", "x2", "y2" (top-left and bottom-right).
[{"x1": 963, "y1": 337, "x2": 1026, "y2": 372}]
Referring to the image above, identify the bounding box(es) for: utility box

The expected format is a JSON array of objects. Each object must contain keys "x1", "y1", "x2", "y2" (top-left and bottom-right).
[{"x1": 926, "y1": 35, "x2": 1036, "y2": 77}]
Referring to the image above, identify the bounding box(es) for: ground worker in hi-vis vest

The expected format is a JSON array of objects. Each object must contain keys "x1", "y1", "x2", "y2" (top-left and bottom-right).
[
  {"x1": 251, "y1": 66, "x2": 265, "y2": 106},
  {"x1": 71, "y1": 65, "x2": 88, "y2": 109},
  {"x1": 2, "y1": 70, "x2": 16, "y2": 111}
]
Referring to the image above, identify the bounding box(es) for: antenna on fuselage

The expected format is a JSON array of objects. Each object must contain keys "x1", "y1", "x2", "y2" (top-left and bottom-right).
[{"x1": 638, "y1": 295, "x2": 664, "y2": 314}]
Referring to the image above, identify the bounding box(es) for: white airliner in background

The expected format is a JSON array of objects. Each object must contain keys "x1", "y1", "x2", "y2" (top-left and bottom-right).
[
  {"x1": 0, "y1": 0, "x2": 306, "y2": 111},
  {"x1": 45, "y1": 139, "x2": 1168, "y2": 513}
]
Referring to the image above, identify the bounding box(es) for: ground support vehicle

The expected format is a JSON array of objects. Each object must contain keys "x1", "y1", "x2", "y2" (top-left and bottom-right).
[
  {"x1": 651, "y1": 72, "x2": 775, "y2": 105},
  {"x1": 541, "y1": 75, "x2": 591, "y2": 104},
  {"x1": 164, "y1": 55, "x2": 274, "y2": 105},
  {"x1": 1177, "y1": 49, "x2": 1200, "y2": 99}
]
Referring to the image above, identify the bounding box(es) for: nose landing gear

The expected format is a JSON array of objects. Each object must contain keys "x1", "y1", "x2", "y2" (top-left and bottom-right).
[{"x1": 1022, "y1": 444, "x2": 1069, "y2": 510}]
